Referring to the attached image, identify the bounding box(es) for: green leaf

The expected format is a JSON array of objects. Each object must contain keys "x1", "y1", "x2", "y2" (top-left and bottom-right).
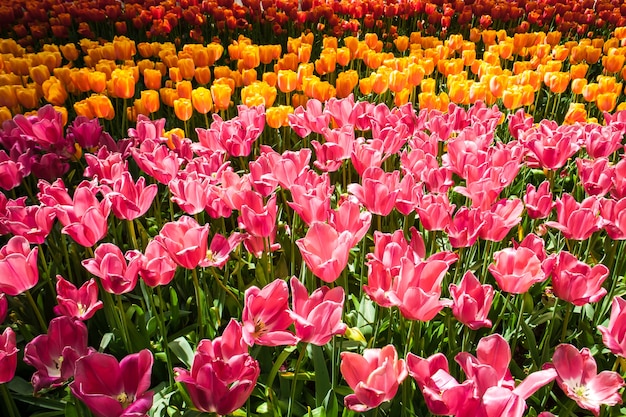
[
  {"x1": 99, "y1": 332, "x2": 114, "y2": 352},
  {"x1": 323, "y1": 390, "x2": 338, "y2": 417},
  {"x1": 311, "y1": 345, "x2": 331, "y2": 408},
  {"x1": 168, "y1": 336, "x2": 195, "y2": 368}
]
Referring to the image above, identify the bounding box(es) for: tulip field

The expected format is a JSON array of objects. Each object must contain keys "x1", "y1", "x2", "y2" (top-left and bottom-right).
[{"x1": 5, "y1": 0, "x2": 626, "y2": 416}]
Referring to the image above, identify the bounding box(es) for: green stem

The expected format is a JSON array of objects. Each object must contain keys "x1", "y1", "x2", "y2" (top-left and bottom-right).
[
  {"x1": 127, "y1": 219, "x2": 140, "y2": 250},
  {"x1": 1, "y1": 384, "x2": 18, "y2": 417},
  {"x1": 116, "y1": 295, "x2": 132, "y2": 352},
  {"x1": 561, "y1": 303, "x2": 573, "y2": 343},
  {"x1": 154, "y1": 286, "x2": 174, "y2": 385},
  {"x1": 287, "y1": 344, "x2": 308, "y2": 417},
  {"x1": 24, "y1": 290, "x2": 47, "y2": 331},
  {"x1": 191, "y1": 268, "x2": 205, "y2": 340}
]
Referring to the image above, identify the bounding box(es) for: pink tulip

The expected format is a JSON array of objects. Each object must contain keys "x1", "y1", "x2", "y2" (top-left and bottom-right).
[
  {"x1": 265, "y1": 147, "x2": 312, "y2": 190},
  {"x1": 600, "y1": 197, "x2": 626, "y2": 239},
  {"x1": 394, "y1": 173, "x2": 422, "y2": 216},
  {"x1": 288, "y1": 99, "x2": 330, "y2": 138},
  {"x1": 325, "y1": 95, "x2": 356, "y2": 128},
  {"x1": 415, "y1": 193, "x2": 455, "y2": 231},
  {"x1": 241, "y1": 279, "x2": 298, "y2": 346},
  {"x1": 523, "y1": 181, "x2": 553, "y2": 219},
  {"x1": 0, "y1": 150, "x2": 23, "y2": 190},
  {"x1": 545, "y1": 193, "x2": 603, "y2": 240},
  {"x1": 576, "y1": 157, "x2": 614, "y2": 197},
  {"x1": 54, "y1": 275, "x2": 103, "y2": 320},
  {"x1": 243, "y1": 228, "x2": 281, "y2": 258},
  {"x1": 296, "y1": 221, "x2": 353, "y2": 283},
  {"x1": 101, "y1": 171, "x2": 157, "y2": 220},
  {"x1": 71, "y1": 349, "x2": 154, "y2": 417},
  {"x1": 82, "y1": 243, "x2": 141, "y2": 295},
  {"x1": 168, "y1": 172, "x2": 212, "y2": 215},
  {"x1": 84, "y1": 150, "x2": 128, "y2": 185},
  {"x1": 612, "y1": 158, "x2": 626, "y2": 199},
  {"x1": 489, "y1": 247, "x2": 546, "y2": 294},
  {"x1": 175, "y1": 320, "x2": 260, "y2": 415},
  {"x1": 130, "y1": 139, "x2": 180, "y2": 185},
  {"x1": 351, "y1": 138, "x2": 384, "y2": 176},
  {"x1": 238, "y1": 192, "x2": 277, "y2": 238},
  {"x1": 288, "y1": 183, "x2": 331, "y2": 226},
  {"x1": 549, "y1": 344, "x2": 624, "y2": 416},
  {"x1": 583, "y1": 123, "x2": 623, "y2": 159},
  {"x1": 449, "y1": 271, "x2": 494, "y2": 330},
  {"x1": 202, "y1": 232, "x2": 245, "y2": 269},
  {"x1": 406, "y1": 353, "x2": 476, "y2": 415},
  {"x1": 24, "y1": 316, "x2": 93, "y2": 392},
  {"x1": 445, "y1": 207, "x2": 485, "y2": 248},
  {"x1": 523, "y1": 121, "x2": 581, "y2": 170},
  {"x1": 348, "y1": 167, "x2": 400, "y2": 216},
  {"x1": 598, "y1": 296, "x2": 626, "y2": 357},
  {"x1": 155, "y1": 216, "x2": 209, "y2": 269},
  {"x1": 0, "y1": 327, "x2": 18, "y2": 384},
  {"x1": 196, "y1": 106, "x2": 265, "y2": 157},
  {"x1": 3, "y1": 203, "x2": 56, "y2": 244},
  {"x1": 328, "y1": 197, "x2": 372, "y2": 247},
  {"x1": 478, "y1": 198, "x2": 524, "y2": 242},
  {"x1": 551, "y1": 251, "x2": 608, "y2": 306},
  {"x1": 249, "y1": 152, "x2": 279, "y2": 196},
  {"x1": 0, "y1": 235, "x2": 39, "y2": 296},
  {"x1": 289, "y1": 277, "x2": 346, "y2": 345},
  {"x1": 136, "y1": 240, "x2": 178, "y2": 287},
  {"x1": 340, "y1": 344, "x2": 407, "y2": 412},
  {"x1": 45, "y1": 180, "x2": 111, "y2": 248}
]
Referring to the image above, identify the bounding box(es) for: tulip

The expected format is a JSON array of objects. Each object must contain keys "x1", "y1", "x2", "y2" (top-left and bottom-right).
[
  {"x1": 82, "y1": 243, "x2": 141, "y2": 295},
  {"x1": 347, "y1": 167, "x2": 400, "y2": 216},
  {"x1": 211, "y1": 83, "x2": 232, "y2": 111},
  {"x1": 175, "y1": 320, "x2": 260, "y2": 415},
  {"x1": 136, "y1": 239, "x2": 177, "y2": 287},
  {"x1": 100, "y1": 171, "x2": 157, "y2": 221},
  {"x1": 71, "y1": 350, "x2": 154, "y2": 417},
  {"x1": 0, "y1": 236, "x2": 39, "y2": 296},
  {"x1": 449, "y1": 271, "x2": 494, "y2": 330},
  {"x1": 289, "y1": 277, "x2": 346, "y2": 345},
  {"x1": 191, "y1": 87, "x2": 212, "y2": 114},
  {"x1": 0, "y1": 327, "x2": 18, "y2": 384},
  {"x1": 24, "y1": 316, "x2": 93, "y2": 392},
  {"x1": 598, "y1": 296, "x2": 626, "y2": 358},
  {"x1": 0, "y1": 293, "x2": 7, "y2": 324},
  {"x1": 3, "y1": 203, "x2": 56, "y2": 245},
  {"x1": 155, "y1": 216, "x2": 209, "y2": 269},
  {"x1": 549, "y1": 344, "x2": 624, "y2": 416},
  {"x1": 524, "y1": 181, "x2": 554, "y2": 219},
  {"x1": 340, "y1": 345, "x2": 407, "y2": 412},
  {"x1": 296, "y1": 222, "x2": 353, "y2": 283},
  {"x1": 488, "y1": 247, "x2": 546, "y2": 294},
  {"x1": 545, "y1": 194, "x2": 603, "y2": 240},
  {"x1": 202, "y1": 232, "x2": 245, "y2": 269},
  {"x1": 54, "y1": 275, "x2": 103, "y2": 320},
  {"x1": 551, "y1": 251, "x2": 608, "y2": 306}
]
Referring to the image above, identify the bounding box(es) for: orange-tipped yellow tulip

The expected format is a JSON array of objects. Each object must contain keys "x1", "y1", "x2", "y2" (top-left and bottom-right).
[
  {"x1": 141, "y1": 90, "x2": 160, "y2": 114},
  {"x1": 266, "y1": 105, "x2": 294, "y2": 128},
  {"x1": 174, "y1": 98, "x2": 193, "y2": 121},
  {"x1": 191, "y1": 87, "x2": 212, "y2": 114},
  {"x1": 42, "y1": 76, "x2": 68, "y2": 106},
  {"x1": 211, "y1": 83, "x2": 232, "y2": 111},
  {"x1": 87, "y1": 94, "x2": 115, "y2": 120}
]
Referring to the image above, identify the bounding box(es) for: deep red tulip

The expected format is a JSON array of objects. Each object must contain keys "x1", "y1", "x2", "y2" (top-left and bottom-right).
[
  {"x1": 82, "y1": 243, "x2": 141, "y2": 295},
  {"x1": 54, "y1": 275, "x2": 103, "y2": 320}
]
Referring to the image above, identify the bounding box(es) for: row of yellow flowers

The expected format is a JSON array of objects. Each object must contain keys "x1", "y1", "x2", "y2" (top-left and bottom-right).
[{"x1": 2, "y1": 27, "x2": 626, "y2": 129}]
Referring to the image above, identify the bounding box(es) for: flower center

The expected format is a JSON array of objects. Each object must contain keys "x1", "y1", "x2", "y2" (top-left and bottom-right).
[
  {"x1": 573, "y1": 384, "x2": 590, "y2": 399},
  {"x1": 116, "y1": 392, "x2": 134, "y2": 409}
]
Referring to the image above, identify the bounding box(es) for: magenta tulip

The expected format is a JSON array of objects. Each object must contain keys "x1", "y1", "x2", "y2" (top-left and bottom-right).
[
  {"x1": 0, "y1": 327, "x2": 17, "y2": 384},
  {"x1": 0, "y1": 235, "x2": 39, "y2": 296},
  {"x1": 54, "y1": 275, "x2": 103, "y2": 320}
]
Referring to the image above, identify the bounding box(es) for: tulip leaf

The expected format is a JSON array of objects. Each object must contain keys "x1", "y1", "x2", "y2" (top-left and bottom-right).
[
  {"x1": 311, "y1": 344, "x2": 331, "y2": 407},
  {"x1": 168, "y1": 336, "x2": 195, "y2": 367},
  {"x1": 322, "y1": 390, "x2": 338, "y2": 417}
]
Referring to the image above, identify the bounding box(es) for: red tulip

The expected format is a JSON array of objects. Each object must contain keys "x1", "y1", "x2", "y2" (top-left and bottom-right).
[
  {"x1": 0, "y1": 235, "x2": 39, "y2": 296},
  {"x1": 549, "y1": 344, "x2": 624, "y2": 416},
  {"x1": 71, "y1": 350, "x2": 154, "y2": 417},
  {"x1": 54, "y1": 275, "x2": 103, "y2": 320},
  {"x1": 340, "y1": 344, "x2": 407, "y2": 412},
  {"x1": 24, "y1": 316, "x2": 93, "y2": 392},
  {"x1": 289, "y1": 277, "x2": 346, "y2": 345},
  {"x1": 175, "y1": 320, "x2": 260, "y2": 415}
]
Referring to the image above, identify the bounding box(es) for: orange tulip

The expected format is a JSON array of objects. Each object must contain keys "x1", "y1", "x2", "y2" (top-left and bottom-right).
[
  {"x1": 191, "y1": 87, "x2": 212, "y2": 114},
  {"x1": 323, "y1": 37, "x2": 338, "y2": 51},
  {"x1": 87, "y1": 94, "x2": 115, "y2": 119},
  {"x1": 189, "y1": 67, "x2": 208, "y2": 85},
  {"x1": 70, "y1": 69, "x2": 91, "y2": 93},
  {"x1": 177, "y1": 58, "x2": 195, "y2": 80},
  {"x1": 191, "y1": 46, "x2": 210, "y2": 67},
  {"x1": 0, "y1": 106, "x2": 11, "y2": 123},
  {"x1": 296, "y1": 63, "x2": 314, "y2": 90},
  {"x1": 598, "y1": 76, "x2": 620, "y2": 94},
  {"x1": 563, "y1": 103, "x2": 587, "y2": 124},
  {"x1": 9, "y1": 57, "x2": 30, "y2": 76},
  {"x1": 159, "y1": 88, "x2": 178, "y2": 108},
  {"x1": 211, "y1": 83, "x2": 232, "y2": 111},
  {"x1": 174, "y1": 98, "x2": 193, "y2": 121},
  {"x1": 394, "y1": 87, "x2": 411, "y2": 107},
  {"x1": 266, "y1": 105, "x2": 293, "y2": 129},
  {"x1": 213, "y1": 66, "x2": 231, "y2": 80},
  {"x1": 110, "y1": 69, "x2": 135, "y2": 99},
  {"x1": 586, "y1": 47, "x2": 602, "y2": 64},
  {"x1": 571, "y1": 78, "x2": 587, "y2": 95},
  {"x1": 315, "y1": 50, "x2": 336, "y2": 76},
  {"x1": 359, "y1": 76, "x2": 373, "y2": 96},
  {"x1": 421, "y1": 78, "x2": 436, "y2": 94},
  {"x1": 113, "y1": 36, "x2": 136, "y2": 61},
  {"x1": 241, "y1": 45, "x2": 260, "y2": 70},
  {"x1": 263, "y1": 72, "x2": 277, "y2": 87},
  {"x1": 336, "y1": 70, "x2": 358, "y2": 99},
  {"x1": 597, "y1": 92, "x2": 617, "y2": 112},
  {"x1": 388, "y1": 70, "x2": 408, "y2": 93},
  {"x1": 570, "y1": 63, "x2": 589, "y2": 79},
  {"x1": 371, "y1": 72, "x2": 388, "y2": 95},
  {"x1": 277, "y1": 70, "x2": 297, "y2": 93},
  {"x1": 469, "y1": 82, "x2": 487, "y2": 104},
  {"x1": 176, "y1": 80, "x2": 192, "y2": 100},
  {"x1": 241, "y1": 68, "x2": 257, "y2": 86},
  {"x1": 502, "y1": 86, "x2": 523, "y2": 110},
  {"x1": 336, "y1": 47, "x2": 351, "y2": 67},
  {"x1": 42, "y1": 76, "x2": 67, "y2": 106},
  {"x1": 582, "y1": 83, "x2": 599, "y2": 102},
  {"x1": 143, "y1": 68, "x2": 162, "y2": 90},
  {"x1": 169, "y1": 67, "x2": 182, "y2": 83},
  {"x1": 259, "y1": 45, "x2": 275, "y2": 64},
  {"x1": 60, "y1": 43, "x2": 79, "y2": 62},
  {"x1": 603, "y1": 53, "x2": 626, "y2": 74},
  {"x1": 544, "y1": 72, "x2": 569, "y2": 94},
  {"x1": 310, "y1": 81, "x2": 335, "y2": 102},
  {"x1": 88, "y1": 71, "x2": 107, "y2": 94},
  {"x1": 394, "y1": 36, "x2": 409, "y2": 53},
  {"x1": 241, "y1": 81, "x2": 277, "y2": 107},
  {"x1": 29, "y1": 64, "x2": 51, "y2": 86},
  {"x1": 141, "y1": 90, "x2": 160, "y2": 113}
]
